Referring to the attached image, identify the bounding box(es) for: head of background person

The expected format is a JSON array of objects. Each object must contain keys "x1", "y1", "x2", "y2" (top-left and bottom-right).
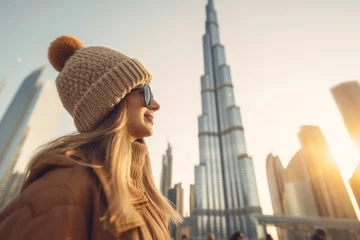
[
  {"x1": 311, "y1": 229, "x2": 327, "y2": 240},
  {"x1": 265, "y1": 234, "x2": 273, "y2": 240},
  {"x1": 229, "y1": 231, "x2": 246, "y2": 240},
  {"x1": 24, "y1": 35, "x2": 181, "y2": 228},
  {"x1": 207, "y1": 233, "x2": 215, "y2": 240}
]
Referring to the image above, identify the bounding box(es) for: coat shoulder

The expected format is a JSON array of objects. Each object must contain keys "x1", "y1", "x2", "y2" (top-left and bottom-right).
[{"x1": 2, "y1": 163, "x2": 99, "y2": 218}]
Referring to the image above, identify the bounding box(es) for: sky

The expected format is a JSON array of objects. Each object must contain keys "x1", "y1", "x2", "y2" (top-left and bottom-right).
[{"x1": 1, "y1": 0, "x2": 360, "y2": 233}]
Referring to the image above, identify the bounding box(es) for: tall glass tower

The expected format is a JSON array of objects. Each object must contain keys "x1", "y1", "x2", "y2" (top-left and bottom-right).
[
  {"x1": 193, "y1": 1, "x2": 262, "y2": 239},
  {"x1": 0, "y1": 67, "x2": 44, "y2": 182}
]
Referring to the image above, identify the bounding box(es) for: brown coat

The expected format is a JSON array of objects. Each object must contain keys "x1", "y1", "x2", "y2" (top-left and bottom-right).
[{"x1": 0, "y1": 142, "x2": 170, "y2": 240}]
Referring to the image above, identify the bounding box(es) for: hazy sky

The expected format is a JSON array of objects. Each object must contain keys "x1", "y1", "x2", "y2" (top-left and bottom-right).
[{"x1": 1, "y1": 0, "x2": 360, "y2": 222}]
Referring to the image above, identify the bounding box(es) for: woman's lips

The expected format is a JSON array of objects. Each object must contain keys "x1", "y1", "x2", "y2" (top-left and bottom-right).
[{"x1": 144, "y1": 114, "x2": 154, "y2": 124}]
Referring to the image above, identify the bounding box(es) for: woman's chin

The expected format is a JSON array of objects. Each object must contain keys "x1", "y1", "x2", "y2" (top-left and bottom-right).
[{"x1": 132, "y1": 126, "x2": 153, "y2": 139}]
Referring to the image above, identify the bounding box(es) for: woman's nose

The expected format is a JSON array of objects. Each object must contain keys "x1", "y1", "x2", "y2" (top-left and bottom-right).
[{"x1": 150, "y1": 98, "x2": 160, "y2": 111}]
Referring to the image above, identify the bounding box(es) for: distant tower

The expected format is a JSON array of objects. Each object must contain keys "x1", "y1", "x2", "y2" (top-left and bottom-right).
[
  {"x1": 266, "y1": 154, "x2": 287, "y2": 240},
  {"x1": 168, "y1": 183, "x2": 184, "y2": 217},
  {"x1": 0, "y1": 67, "x2": 45, "y2": 182},
  {"x1": 160, "y1": 143, "x2": 173, "y2": 197},
  {"x1": 193, "y1": 1, "x2": 262, "y2": 239},
  {"x1": 331, "y1": 81, "x2": 360, "y2": 152},
  {"x1": 0, "y1": 80, "x2": 63, "y2": 210},
  {"x1": 189, "y1": 184, "x2": 195, "y2": 217}
]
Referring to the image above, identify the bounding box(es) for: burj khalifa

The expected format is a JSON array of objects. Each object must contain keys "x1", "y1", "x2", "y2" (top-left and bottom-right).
[{"x1": 193, "y1": 1, "x2": 262, "y2": 239}]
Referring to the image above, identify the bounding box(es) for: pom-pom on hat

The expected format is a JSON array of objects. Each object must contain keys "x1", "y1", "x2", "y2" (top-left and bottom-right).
[{"x1": 48, "y1": 35, "x2": 152, "y2": 132}]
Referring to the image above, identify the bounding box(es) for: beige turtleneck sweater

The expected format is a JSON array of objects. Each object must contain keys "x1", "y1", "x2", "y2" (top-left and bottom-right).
[{"x1": 124, "y1": 141, "x2": 171, "y2": 239}]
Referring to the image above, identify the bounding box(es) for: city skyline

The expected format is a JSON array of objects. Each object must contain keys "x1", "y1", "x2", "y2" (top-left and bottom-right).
[{"x1": 1, "y1": 0, "x2": 360, "y2": 231}]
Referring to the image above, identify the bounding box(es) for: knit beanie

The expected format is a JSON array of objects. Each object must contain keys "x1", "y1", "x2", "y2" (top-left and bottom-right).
[{"x1": 48, "y1": 35, "x2": 152, "y2": 132}]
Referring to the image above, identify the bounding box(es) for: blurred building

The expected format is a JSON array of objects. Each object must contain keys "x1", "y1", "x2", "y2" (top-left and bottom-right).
[
  {"x1": 298, "y1": 126, "x2": 356, "y2": 220},
  {"x1": 0, "y1": 67, "x2": 44, "y2": 182},
  {"x1": 160, "y1": 143, "x2": 172, "y2": 197},
  {"x1": 168, "y1": 183, "x2": 184, "y2": 240},
  {"x1": 283, "y1": 149, "x2": 318, "y2": 219},
  {"x1": 266, "y1": 153, "x2": 286, "y2": 240},
  {"x1": 349, "y1": 162, "x2": 360, "y2": 209},
  {"x1": 331, "y1": 81, "x2": 360, "y2": 152},
  {"x1": 0, "y1": 79, "x2": 63, "y2": 210},
  {"x1": 267, "y1": 126, "x2": 358, "y2": 239},
  {"x1": 189, "y1": 184, "x2": 195, "y2": 217},
  {"x1": 266, "y1": 154, "x2": 285, "y2": 215},
  {"x1": 168, "y1": 183, "x2": 184, "y2": 217},
  {"x1": 192, "y1": 1, "x2": 262, "y2": 239}
]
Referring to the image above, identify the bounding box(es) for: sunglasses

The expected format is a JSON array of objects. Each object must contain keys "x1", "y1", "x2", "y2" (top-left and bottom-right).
[{"x1": 131, "y1": 84, "x2": 153, "y2": 108}]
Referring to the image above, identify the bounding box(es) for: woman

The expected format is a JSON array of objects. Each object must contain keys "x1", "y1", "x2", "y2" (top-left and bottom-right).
[{"x1": 0, "y1": 35, "x2": 182, "y2": 239}]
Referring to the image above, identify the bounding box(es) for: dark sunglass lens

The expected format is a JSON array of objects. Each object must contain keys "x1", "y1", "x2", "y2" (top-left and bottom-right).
[{"x1": 144, "y1": 84, "x2": 151, "y2": 106}]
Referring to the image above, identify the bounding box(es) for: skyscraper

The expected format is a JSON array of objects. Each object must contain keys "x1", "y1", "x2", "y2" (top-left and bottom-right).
[
  {"x1": 266, "y1": 154, "x2": 287, "y2": 240},
  {"x1": 189, "y1": 184, "x2": 195, "y2": 217},
  {"x1": 283, "y1": 150, "x2": 317, "y2": 217},
  {"x1": 168, "y1": 183, "x2": 184, "y2": 240},
  {"x1": 160, "y1": 143, "x2": 172, "y2": 197},
  {"x1": 267, "y1": 126, "x2": 358, "y2": 239},
  {"x1": 266, "y1": 154, "x2": 285, "y2": 216},
  {"x1": 349, "y1": 162, "x2": 360, "y2": 209},
  {"x1": 331, "y1": 81, "x2": 360, "y2": 152},
  {"x1": 298, "y1": 126, "x2": 356, "y2": 219},
  {"x1": 193, "y1": 1, "x2": 262, "y2": 239},
  {"x1": 0, "y1": 80, "x2": 63, "y2": 210},
  {"x1": 168, "y1": 183, "x2": 184, "y2": 217},
  {"x1": 0, "y1": 67, "x2": 44, "y2": 182}
]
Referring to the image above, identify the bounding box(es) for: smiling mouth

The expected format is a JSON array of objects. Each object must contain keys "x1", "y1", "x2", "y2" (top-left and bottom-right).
[{"x1": 144, "y1": 114, "x2": 154, "y2": 124}]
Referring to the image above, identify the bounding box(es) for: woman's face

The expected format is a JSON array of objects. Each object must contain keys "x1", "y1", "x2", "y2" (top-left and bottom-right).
[{"x1": 126, "y1": 83, "x2": 160, "y2": 140}]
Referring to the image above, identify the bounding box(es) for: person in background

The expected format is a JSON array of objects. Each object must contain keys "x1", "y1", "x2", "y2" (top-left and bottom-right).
[
  {"x1": 265, "y1": 233, "x2": 274, "y2": 240},
  {"x1": 311, "y1": 229, "x2": 328, "y2": 240},
  {"x1": 0, "y1": 35, "x2": 182, "y2": 239},
  {"x1": 207, "y1": 233, "x2": 215, "y2": 240},
  {"x1": 181, "y1": 234, "x2": 188, "y2": 240},
  {"x1": 229, "y1": 231, "x2": 246, "y2": 240}
]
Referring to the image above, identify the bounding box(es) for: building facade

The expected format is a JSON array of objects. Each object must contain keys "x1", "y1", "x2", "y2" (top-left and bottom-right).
[
  {"x1": 331, "y1": 81, "x2": 360, "y2": 152},
  {"x1": 298, "y1": 126, "x2": 356, "y2": 220},
  {"x1": 189, "y1": 184, "x2": 195, "y2": 217},
  {"x1": 266, "y1": 154, "x2": 287, "y2": 240},
  {"x1": 193, "y1": 1, "x2": 262, "y2": 239},
  {"x1": 0, "y1": 80, "x2": 63, "y2": 210},
  {"x1": 283, "y1": 150, "x2": 318, "y2": 217},
  {"x1": 267, "y1": 126, "x2": 358, "y2": 239},
  {"x1": 168, "y1": 183, "x2": 184, "y2": 217},
  {"x1": 160, "y1": 143, "x2": 173, "y2": 197},
  {"x1": 0, "y1": 67, "x2": 44, "y2": 182}
]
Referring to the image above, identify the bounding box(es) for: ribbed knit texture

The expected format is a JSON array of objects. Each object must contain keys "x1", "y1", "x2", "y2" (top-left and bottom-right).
[
  {"x1": 128, "y1": 141, "x2": 170, "y2": 239},
  {"x1": 55, "y1": 46, "x2": 152, "y2": 132}
]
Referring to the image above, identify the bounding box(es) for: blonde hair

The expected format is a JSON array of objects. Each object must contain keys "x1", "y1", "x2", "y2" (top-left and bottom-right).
[{"x1": 24, "y1": 100, "x2": 182, "y2": 230}]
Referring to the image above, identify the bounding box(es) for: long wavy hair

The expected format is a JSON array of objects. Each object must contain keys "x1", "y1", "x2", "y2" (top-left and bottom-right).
[{"x1": 23, "y1": 98, "x2": 182, "y2": 230}]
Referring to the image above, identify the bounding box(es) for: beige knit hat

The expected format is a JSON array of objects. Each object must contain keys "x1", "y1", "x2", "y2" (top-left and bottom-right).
[{"x1": 48, "y1": 35, "x2": 152, "y2": 132}]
